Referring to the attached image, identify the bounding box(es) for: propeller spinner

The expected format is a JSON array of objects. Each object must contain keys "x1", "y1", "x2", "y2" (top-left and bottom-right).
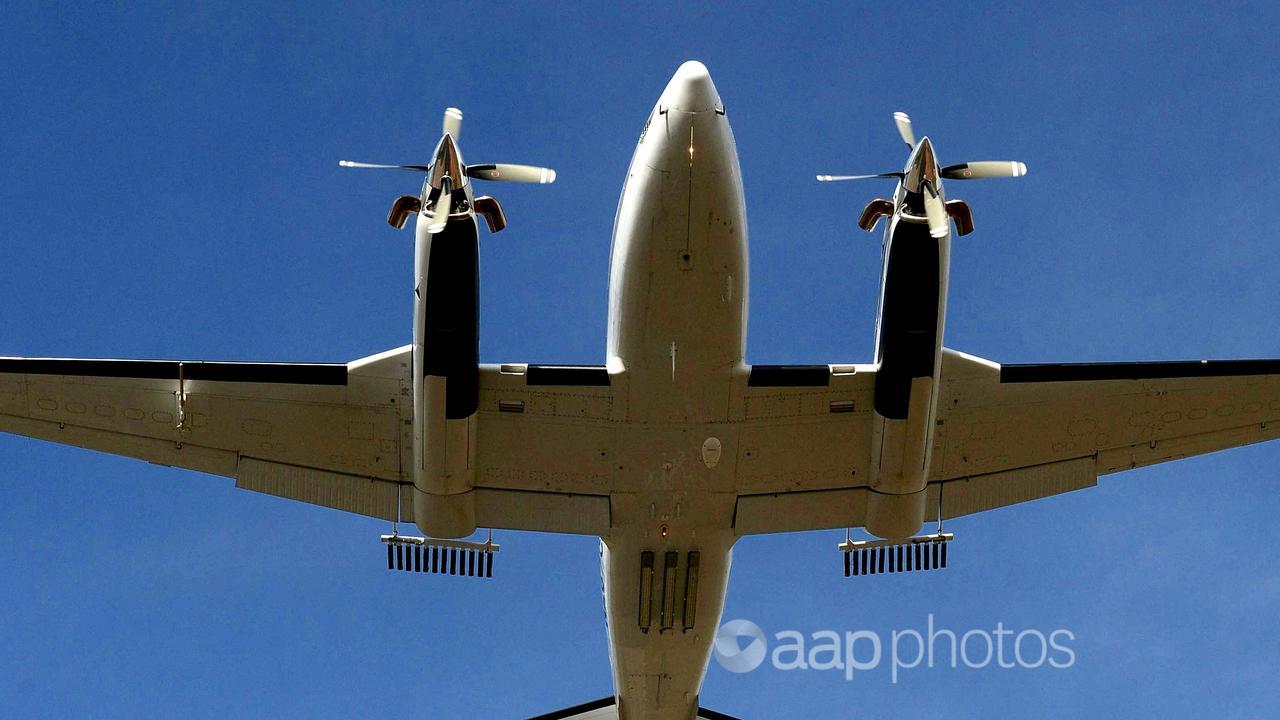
[
  {"x1": 818, "y1": 112, "x2": 1026, "y2": 238},
  {"x1": 340, "y1": 107, "x2": 556, "y2": 233}
]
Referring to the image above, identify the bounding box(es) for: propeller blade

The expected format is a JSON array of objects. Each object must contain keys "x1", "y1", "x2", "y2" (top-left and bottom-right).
[
  {"x1": 923, "y1": 182, "x2": 948, "y2": 238},
  {"x1": 339, "y1": 160, "x2": 432, "y2": 171},
  {"x1": 940, "y1": 161, "x2": 1028, "y2": 180},
  {"x1": 442, "y1": 107, "x2": 463, "y2": 139},
  {"x1": 816, "y1": 172, "x2": 903, "y2": 182},
  {"x1": 466, "y1": 163, "x2": 557, "y2": 184},
  {"x1": 893, "y1": 111, "x2": 916, "y2": 149},
  {"x1": 426, "y1": 178, "x2": 453, "y2": 233}
]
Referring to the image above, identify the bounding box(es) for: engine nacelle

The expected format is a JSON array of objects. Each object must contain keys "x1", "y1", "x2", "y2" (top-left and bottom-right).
[
  {"x1": 866, "y1": 376, "x2": 936, "y2": 539},
  {"x1": 412, "y1": 212, "x2": 480, "y2": 538},
  {"x1": 864, "y1": 488, "x2": 927, "y2": 540}
]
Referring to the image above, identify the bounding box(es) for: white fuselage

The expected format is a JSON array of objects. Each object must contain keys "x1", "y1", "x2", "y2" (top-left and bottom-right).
[
  {"x1": 598, "y1": 64, "x2": 952, "y2": 719},
  {"x1": 599, "y1": 62, "x2": 747, "y2": 720}
]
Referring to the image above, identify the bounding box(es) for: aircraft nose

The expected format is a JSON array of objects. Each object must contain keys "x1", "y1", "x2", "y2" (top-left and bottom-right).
[{"x1": 660, "y1": 60, "x2": 721, "y2": 112}]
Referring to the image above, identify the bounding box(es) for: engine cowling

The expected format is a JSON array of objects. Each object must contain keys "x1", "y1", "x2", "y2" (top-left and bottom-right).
[{"x1": 411, "y1": 211, "x2": 480, "y2": 538}]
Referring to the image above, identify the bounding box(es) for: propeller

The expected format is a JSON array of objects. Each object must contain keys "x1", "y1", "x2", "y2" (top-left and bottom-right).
[
  {"x1": 339, "y1": 107, "x2": 556, "y2": 234},
  {"x1": 428, "y1": 177, "x2": 452, "y2": 233},
  {"x1": 921, "y1": 180, "x2": 947, "y2": 239},
  {"x1": 817, "y1": 112, "x2": 1027, "y2": 237},
  {"x1": 940, "y1": 161, "x2": 1027, "y2": 179},
  {"x1": 442, "y1": 107, "x2": 463, "y2": 140},
  {"x1": 466, "y1": 163, "x2": 556, "y2": 184},
  {"x1": 817, "y1": 172, "x2": 902, "y2": 182},
  {"x1": 893, "y1": 111, "x2": 915, "y2": 149},
  {"x1": 338, "y1": 161, "x2": 432, "y2": 171}
]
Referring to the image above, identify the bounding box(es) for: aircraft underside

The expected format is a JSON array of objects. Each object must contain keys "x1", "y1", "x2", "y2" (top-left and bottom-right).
[{"x1": 5, "y1": 61, "x2": 1280, "y2": 720}]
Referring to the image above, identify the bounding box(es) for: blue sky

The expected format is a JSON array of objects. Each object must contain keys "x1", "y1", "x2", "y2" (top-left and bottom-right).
[{"x1": 2, "y1": 2, "x2": 1279, "y2": 717}]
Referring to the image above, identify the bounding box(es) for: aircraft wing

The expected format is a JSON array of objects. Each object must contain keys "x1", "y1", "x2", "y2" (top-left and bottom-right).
[
  {"x1": 731, "y1": 350, "x2": 1280, "y2": 534},
  {"x1": 930, "y1": 348, "x2": 1280, "y2": 503},
  {"x1": 0, "y1": 347, "x2": 618, "y2": 536},
  {"x1": 0, "y1": 348, "x2": 410, "y2": 515},
  {"x1": 728, "y1": 363, "x2": 877, "y2": 533}
]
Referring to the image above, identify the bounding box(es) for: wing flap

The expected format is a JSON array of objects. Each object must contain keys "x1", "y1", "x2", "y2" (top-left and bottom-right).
[
  {"x1": 732, "y1": 456, "x2": 1097, "y2": 535},
  {"x1": 235, "y1": 457, "x2": 407, "y2": 521},
  {"x1": 234, "y1": 458, "x2": 612, "y2": 534},
  {"x1": 734, "y1": 487, "x2": 867, "y2": 535},
  {"x1": 936, "y1": 455, "x2": 1097, "y2": 519},
  {"x1": 475, "y1": 488, "x2": 611, "y2": 535}
]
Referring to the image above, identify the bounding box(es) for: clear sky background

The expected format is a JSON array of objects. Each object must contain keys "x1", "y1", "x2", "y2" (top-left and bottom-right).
[{"x1": 2, "y1": 2, "x2": 1279, "y2": 718}]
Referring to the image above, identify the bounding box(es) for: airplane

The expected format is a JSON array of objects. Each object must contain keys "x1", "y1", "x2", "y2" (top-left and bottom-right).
[{"x1": 3, "y1": 60, "x2": 1280, "y2": 719}]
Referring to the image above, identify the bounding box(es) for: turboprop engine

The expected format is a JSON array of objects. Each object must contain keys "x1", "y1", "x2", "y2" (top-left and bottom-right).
[
  {"x1": 818, "y1": 112, "x2": 1026, "y2": 541},
  {"x1": 341, "y1": 108, "x2": 556, "y2": 538}
]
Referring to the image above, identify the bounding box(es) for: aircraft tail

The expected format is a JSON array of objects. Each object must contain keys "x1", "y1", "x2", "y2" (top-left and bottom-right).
[{"x1": 527, "y1": 696, "x2": 739, "y2": 720}]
